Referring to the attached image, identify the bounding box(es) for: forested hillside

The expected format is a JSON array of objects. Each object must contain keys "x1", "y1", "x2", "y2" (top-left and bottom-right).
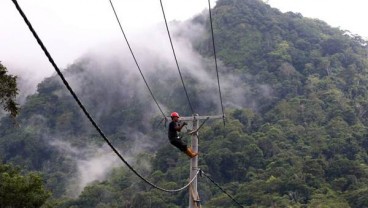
[{"x1": 1, "y1": 0, "x2": 368, "y2": 207}]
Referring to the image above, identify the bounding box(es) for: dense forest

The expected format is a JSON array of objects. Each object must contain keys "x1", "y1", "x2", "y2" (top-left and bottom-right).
[{"x1": 1, "y1": 0, "x2": 368, "y2": 207}]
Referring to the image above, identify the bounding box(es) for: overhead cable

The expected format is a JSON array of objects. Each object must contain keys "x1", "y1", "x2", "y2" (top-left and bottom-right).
[
  {"x1": 201, "y1": 170, "x2": 244, "y2": 208},
  {"x1": 11, "y1": 0, "x2": 199, "y2": 193},
  {"x1": 108, "y1": 0, "x2": 167, "y2": 119},
  {"x1": 159, "y1": 0, "x2": 195, "y2": 114},
  {"x1": 207, "y1": 0, "x2": 225, "y2": 125}
]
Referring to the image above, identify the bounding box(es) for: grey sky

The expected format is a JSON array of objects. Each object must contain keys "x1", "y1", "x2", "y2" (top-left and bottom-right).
[{"x1": 268, "y1": 0, "x2": 368, "y2": 39}]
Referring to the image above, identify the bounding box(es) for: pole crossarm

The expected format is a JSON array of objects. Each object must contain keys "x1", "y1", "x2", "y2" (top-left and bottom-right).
[{"x1": 166, "y1": 114, "x2": 224, "y2": 121}]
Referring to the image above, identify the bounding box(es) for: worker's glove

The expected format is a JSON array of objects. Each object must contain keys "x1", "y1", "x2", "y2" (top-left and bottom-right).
[{"x1": 183, "y1": 122, "x2": 188, "y2": 126}]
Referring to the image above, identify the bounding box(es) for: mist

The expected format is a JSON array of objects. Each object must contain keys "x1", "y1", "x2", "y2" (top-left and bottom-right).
[
  {"x1": 50, "y1": 140, "x2": 121, "y2": 197},
  {"x1": 68, "y1": 19, "x2": 266, "y2": 116},
  {"x1": 49, "y1": 132, "x2": 155, "y2": 197}
]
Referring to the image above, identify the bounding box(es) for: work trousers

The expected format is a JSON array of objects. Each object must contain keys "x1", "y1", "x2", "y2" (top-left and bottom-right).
[{"x1": 169, "y1": 137, "x2": 188, "y2": 152}]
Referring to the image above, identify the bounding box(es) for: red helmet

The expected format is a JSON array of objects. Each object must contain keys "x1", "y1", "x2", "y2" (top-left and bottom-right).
[{"x1": 171, "y1": 112, "x2": 180, "y2": 118}]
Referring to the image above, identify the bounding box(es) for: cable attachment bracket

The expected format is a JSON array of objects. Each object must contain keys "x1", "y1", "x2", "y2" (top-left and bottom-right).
[{"x1": 187, "y1": 117, "x2": 209, "y2": 135}]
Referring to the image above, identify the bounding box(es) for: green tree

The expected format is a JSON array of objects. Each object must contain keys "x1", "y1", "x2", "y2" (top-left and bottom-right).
[
  {"x1": 0, "y1": 62, "x2": 18, "y2": 117},
  {"x1": 0, "y1": 162, "x2": 50, "y2": 207},
  {"x1": 346, "y1": 188, "x2": 368, "y2": 208}
]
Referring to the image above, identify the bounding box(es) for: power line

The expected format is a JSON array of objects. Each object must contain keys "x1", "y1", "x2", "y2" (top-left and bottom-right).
[
  {"x1": 207, "y1": 0, "x2": 225, "y2": 125},
  {"x1": 11, "y1": 0, "x2": 198, "y2": 193},
  {"x1": 108, "y1": 0, "x2": 167, "y2": 119},
  {"x1": 201, "y1": 170, "x2": 244, "y2": 208},
  {"x1": 159, "y1": 0, "x2": 195, "y2": 114}
]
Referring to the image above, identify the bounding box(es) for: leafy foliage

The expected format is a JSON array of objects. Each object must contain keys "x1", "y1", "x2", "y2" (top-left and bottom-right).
[
  {"x1": 0, "y1": 162, "x2": 50, "y2": 207},
  {"x1": 0, "y1": 62, "x2": 18, "y2": 117}
]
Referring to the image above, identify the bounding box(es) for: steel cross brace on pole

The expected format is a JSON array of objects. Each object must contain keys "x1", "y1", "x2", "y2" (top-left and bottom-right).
[{"x1": 167, "y1": 114, "x2": 223, "y2": 208}]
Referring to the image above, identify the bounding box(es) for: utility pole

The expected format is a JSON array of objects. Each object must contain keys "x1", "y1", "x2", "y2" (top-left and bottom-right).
[
  {"x1": 174, "y1": 114, "x2": 223, "y2": 208},
  {"x1": 189, "y1": 115, "x2": 199, "y2": 208}
]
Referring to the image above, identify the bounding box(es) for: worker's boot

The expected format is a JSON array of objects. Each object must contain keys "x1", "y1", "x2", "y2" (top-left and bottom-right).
[{"x1": 185, "y1": 147, "x2": 198, "y2": 158}]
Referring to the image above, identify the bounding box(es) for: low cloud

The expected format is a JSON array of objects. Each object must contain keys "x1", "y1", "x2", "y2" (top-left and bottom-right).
[
  {"x1": 66, "y1": 18, "x2": 266, "y2": 116},
  {"x1": 49, "y1": 131, "x2": 155, "y2": 197}
]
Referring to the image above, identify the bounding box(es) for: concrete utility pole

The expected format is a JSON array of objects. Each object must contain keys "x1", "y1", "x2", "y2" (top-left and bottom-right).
[
  {"x1": 176, "y1": 114, "x2": 223, "y2": 208},
  {"x1": 189, "y1": 115, "x2": 200, "y2": 208}
]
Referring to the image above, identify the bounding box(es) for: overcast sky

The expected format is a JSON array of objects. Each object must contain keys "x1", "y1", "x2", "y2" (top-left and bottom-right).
[
  {"x1": 0, "y1": 0, "x2": 367, "y2": 80},
  {"x1": 268, "y1": 0, "x2": 368, "y2": 38}
]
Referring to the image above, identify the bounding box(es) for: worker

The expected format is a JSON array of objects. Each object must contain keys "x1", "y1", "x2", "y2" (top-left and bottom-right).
[{"x1": 168, "y1": 112, "x2": 198, "y2": 158}]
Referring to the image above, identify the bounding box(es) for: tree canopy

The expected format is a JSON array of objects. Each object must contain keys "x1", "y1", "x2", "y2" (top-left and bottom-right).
[
  {"x1": 0, "y1": 62, "x2": 18, "y2": 117},
  {"x1": 0, "y1": 162, "x2": 50, "y2": 207}
]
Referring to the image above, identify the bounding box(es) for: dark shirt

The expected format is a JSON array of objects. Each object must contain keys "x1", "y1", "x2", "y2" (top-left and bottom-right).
[{"x1": 168, "y1": 121, "x2": 179, "y2": 139}]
